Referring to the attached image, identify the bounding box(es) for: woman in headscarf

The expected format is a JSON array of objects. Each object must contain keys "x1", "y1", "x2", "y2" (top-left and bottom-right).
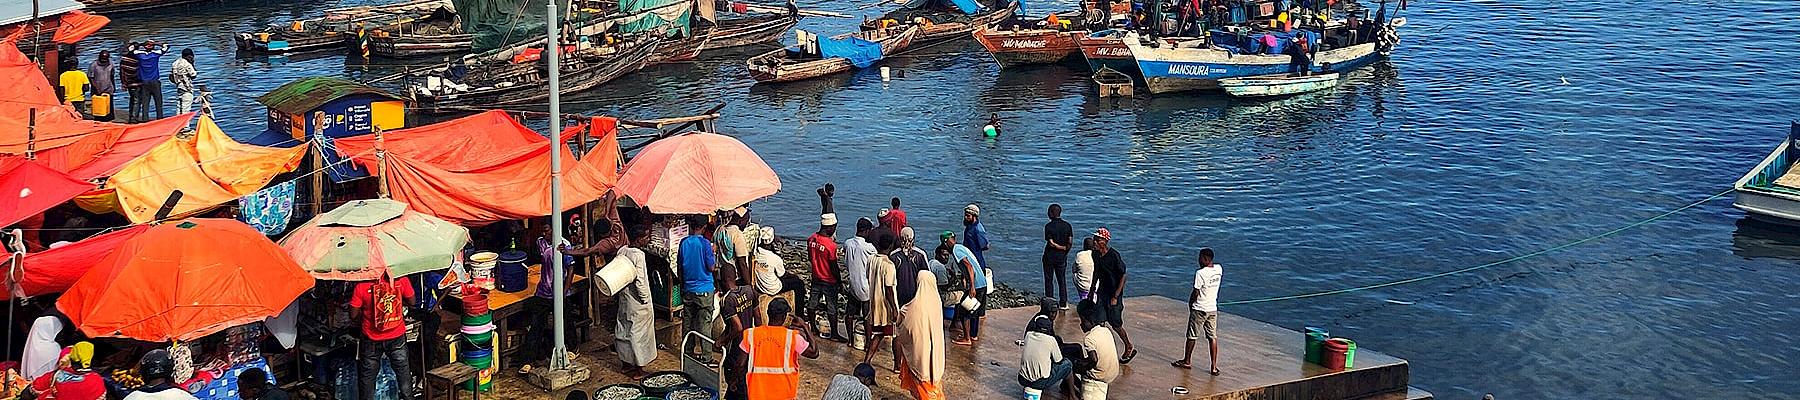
[
  {"x1": 27, "y1": 341, "x2": 105, "y2": 400},
  {"x1": 21, "y1": 316, "x2": 64, "y2": 381},
  {"x1": 895, "y1": 269, "x2": 946, "y2": 400}
]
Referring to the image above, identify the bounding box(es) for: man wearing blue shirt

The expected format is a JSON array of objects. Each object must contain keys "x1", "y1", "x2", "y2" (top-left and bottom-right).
[
  {"x1": 678, "y1": 215, "x2": 719, "y2": 365},
  {"x1": 962, "y1": 204, "x2": 991, "y2": 273},
  {"x1": 942, "y1": 231, "x2": 987, "y2": 345},
  {"x1": 131, "y1": 41, "x2": 167, "y2": 120}
]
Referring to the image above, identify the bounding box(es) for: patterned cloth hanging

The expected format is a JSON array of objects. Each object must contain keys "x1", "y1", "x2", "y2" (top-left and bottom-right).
[{"x1": 238, "y1": 181, "x2": 297, "y2": 236}]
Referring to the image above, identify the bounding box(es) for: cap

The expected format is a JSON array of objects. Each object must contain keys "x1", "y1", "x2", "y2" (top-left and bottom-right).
[
  {"x1": 940, "y1": 230, "x2": 955, "y2": 241},
  {"x1": 733, "y1": 206, "x2": 748, "y2": 217},
  {"x1": 964, "y1": 204, "x2": 980, "y2": 217},
  {"x1": 821, "y1": 213, "x2": 838, "y2": 226},
  {"x1": 1093, "y1": 227, "x2": 1111, "y2": 240},
  {"x1": 900, "y1": 227, "x2": 915, "y2": 242},
  {"x1": 879, "y1": 208, "x2": 891, "y2": 218},
  {"x1": 760, "y1": 226, "x2": 776, "y2": 245},
  {"x1": 857, "y1": 217, "x2": 875, "y2": 232}
]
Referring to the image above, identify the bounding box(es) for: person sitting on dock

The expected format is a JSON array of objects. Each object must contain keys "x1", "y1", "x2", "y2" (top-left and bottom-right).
[
  {"x1": 1018, "y1": 298, "x2": 1074, "y2": 396},
  {"x1": 1174, "y1": 247, "x2": 1223, "y2": 375},
  {"x1": 1073, "y1": 300, "x2": 1121, "y2": 400},
  {"x1": 820, "y1": 363, "x2": 877, "y2": 400},
  {"x1": 754, "y1": 226, "x2": 810, "y2": 315}
]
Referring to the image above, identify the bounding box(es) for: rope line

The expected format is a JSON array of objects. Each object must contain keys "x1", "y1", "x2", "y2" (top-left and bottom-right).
[{"x1": 1219, "y1": 188, "x2": 1735, "y2": 306}]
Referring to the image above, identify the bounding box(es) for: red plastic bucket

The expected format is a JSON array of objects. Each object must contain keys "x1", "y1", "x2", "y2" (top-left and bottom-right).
[{"x1": 1321, "y1": 338, "x2": 1351, "y2": 371}]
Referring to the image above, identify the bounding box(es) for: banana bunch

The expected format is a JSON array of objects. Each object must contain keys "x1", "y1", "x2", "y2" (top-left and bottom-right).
[{"x1": 111, "y1": 369, "x2": 144, "y2": 388}]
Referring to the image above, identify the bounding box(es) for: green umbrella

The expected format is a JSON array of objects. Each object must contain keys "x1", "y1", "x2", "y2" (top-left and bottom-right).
[{"x1": 280, "y1": 199, "x2": 470, "y2": 281}]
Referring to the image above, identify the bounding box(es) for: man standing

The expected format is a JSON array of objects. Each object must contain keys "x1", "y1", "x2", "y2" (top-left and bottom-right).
[
  {"x1": 86, "y1": 51, "x2": 116, "y2": 121},
  {"x1": 131, "y1": 41, "x2": 168, "y2": 120},
  {"x1": 1088, "y1": 228, "x2": 1137, "y2": 363},
  {"x1": 880, "y1": 197, "x2": 908, "y2": 236},
  {"x1": 843, "y1": 218, "x2": 876, "y2": 343},
  {"x1": 740, "y1": 299, "x2": 819, "y2": 400},
  {"x1": 807, "y1": 214, "x2": 847, "y2": 342},
  {"x1": 1073, "y1": 237, "x2": 1095, "y2": 303},
  {"x1": 890, "y1": 227, "x2": 928, "y2": 310},
  {"x1": 170, "y1": 49, "x2": 198, "y2": 115},
  {"x1": 119, "y1": 43, "x2": 141, "y2": 122},
  {"x1": 715, "y1": 207, "x2": 752, "y2": 290},
  {"x1": 57, "y1": 58, "x2": 89, "y2": 116},
  {"x1": 961, "y1": 204, "x2": 991, "y2": 272},
  {"x1": 1042, "y1": 204, "x2": 1073, "y2": 309},
  {"x1": 678, "y1": 215, "x2": 720, "y2": 365},
  {"x1": 122, "y1": 349, "x2": 197, "y2": 400},
  {"x1": 863, "y1": 234, "x2": 900, "y2": 368},
  {"x1": 1175, "y1": 248, "x2": 1223, "y2": 375},
  {"x1": 606, "y1": 226, "x2": 657, "y2": 379},
  {"x1": 348, "y1": 275, "x2": 417, "y2": 400}
]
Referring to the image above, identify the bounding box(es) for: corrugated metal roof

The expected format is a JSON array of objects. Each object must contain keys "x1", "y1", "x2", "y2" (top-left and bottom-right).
[
  {"x1": 256, "y1": 76, "x2": 404, "y2": 115},
  {"x1": 0, "y1": 0, "x2": 85, "y2": 26}
]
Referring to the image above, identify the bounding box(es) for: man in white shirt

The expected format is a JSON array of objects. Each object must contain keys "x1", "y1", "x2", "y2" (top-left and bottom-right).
[
  {"x1": 1074, "y1": 301, "x2": 1119, "y2": 400},
  {"x1": 1174, "y1": 248, "x2": 1222, "y2": 375},
  {"x1": 843, "y1": 218, "x2": 877, "y2": 337}
]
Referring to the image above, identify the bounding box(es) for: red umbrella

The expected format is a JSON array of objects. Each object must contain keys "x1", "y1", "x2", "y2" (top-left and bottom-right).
[
  {"x1": 615, "y1": 132, "x2": 780, "y2": 214},
  {"x1": 57, "y1": 218, "x2": 315, "y2": 342}
]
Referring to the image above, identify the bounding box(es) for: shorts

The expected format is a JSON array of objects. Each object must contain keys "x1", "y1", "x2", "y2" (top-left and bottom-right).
[
  {"x1": 870, "y1": 325, "x2": 895, "y2": 336},
  {"x1": 1186, "y1": 310, "x2": 1217, "y2": 340},
  {"x1": 844, "y1": 298, "x2": 866, "y2": 321},
  {"x1": 1104, "y1": 301, "x2": 1124, "y2": 328}
]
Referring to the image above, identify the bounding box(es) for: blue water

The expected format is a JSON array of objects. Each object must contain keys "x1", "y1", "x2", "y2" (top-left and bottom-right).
[{"x1": 82, "y1": 0, "x2": 1799, "y2": 397}]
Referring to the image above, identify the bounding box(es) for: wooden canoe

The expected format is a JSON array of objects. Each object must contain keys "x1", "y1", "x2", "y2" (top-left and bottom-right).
[
  {"x1": 861, "y1": 0, "x2": 1019, "y2": 45},
  {"x1": 972, "y1": 17, "x2": 1085, "y2": 68},
  {"x1": 410, "y1": 37, "x2": 661, "y2": 111},
  {"x1": 234, "y1": 0, "x2": 452, "y2": 54},
  {"x1": 1734, "y1": 122, "x2": 1800, "y2": 225},
  {"x1": 745, "y1": 25, "x2": 920, "y2": 83},
  {"x1": 700, "y1": 13, "x2": 801, "y2": 51},
  {"x1": 1218, "y1": 73, "x2": 1340, "y2": 97},
  {"x1": 368, "y1": 9, "x2": 473, "y2": 58}
]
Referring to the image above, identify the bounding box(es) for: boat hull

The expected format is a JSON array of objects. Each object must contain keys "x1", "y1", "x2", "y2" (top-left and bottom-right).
[
  {"x1": 1219, "y1": 73, "x2": 1339, "y2": 97},
  {"x1": 702, "y1": 15, "x2": 799, "y2": 51},
  {"x1": 370, "y1": 34, "x2": 474, "y2": 57},
  {"x1": 416, "y1": 40, "x2": 660, "y2": 111},
  {"x1": 235, "y1": 33, "x2": 348, "y2": 54},
  {"x1": 864, "y1": 0, "x2": 1018, "y2": 45},
  {"x1": 747, "y1": 26, "x2": 919, "y2": 83},
  {"x1": 1077, "y1": 32, "x2": 1138, "y2": 77},
  {"x1": 1734, "y1": 133, "x2": 1800, "y2": 225},
  {"x1": 1133, "y1": 41, "x2": 1381, "y2": 93},
  {"x1": 973, "y1": 27, "x2": 1083, "y2": 68}
]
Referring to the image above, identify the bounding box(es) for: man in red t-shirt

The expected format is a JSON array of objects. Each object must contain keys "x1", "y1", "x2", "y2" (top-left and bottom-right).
[
  {"x1": 349, "y1": 276, "x2": 417, "y2": 400},
  {"x1": 881, "y1": 197, "x2": 908, "y2": 237},
  {"x1": 806, "y1": 213, "x2": 846, "y2": 342}
]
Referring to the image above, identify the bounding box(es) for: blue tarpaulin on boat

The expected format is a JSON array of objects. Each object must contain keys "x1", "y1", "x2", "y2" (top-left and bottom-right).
[
  {"x1": 819, "y1": 36, "x2": 884, "y2": 68},
  {"x1": 946, "y1": 0, "x2": 981, "y2": 14},
  {"x1": 1213, "y1": 29, "x2": 1318, "y2": 55}
]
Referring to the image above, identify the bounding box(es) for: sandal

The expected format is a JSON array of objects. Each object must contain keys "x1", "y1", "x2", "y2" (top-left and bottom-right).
[
  {"x1": 1170, "y1": 360, "x2": 1191, "y2": 369},
  {"x1": 1210, "y1": 367, "x2": 1221, "y2": 376},
  {"x1": 1120, "y1": 348, "x2": 1138, "y2": 364}
]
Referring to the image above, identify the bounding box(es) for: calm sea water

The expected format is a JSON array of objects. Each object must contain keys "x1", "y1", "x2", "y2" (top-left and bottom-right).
[{"x1": 84, "y1": 0, "x2": 1798, "y2": 397}]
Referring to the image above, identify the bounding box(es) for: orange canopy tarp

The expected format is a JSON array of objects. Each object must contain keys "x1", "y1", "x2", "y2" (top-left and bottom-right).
[
  {"x1": 0, "y1": 156, "x2": 94, "y2": 228},
  {"x1": 615, "y1": 131, "x2": 781, "y2": 214},
  {"x1": 52, "y1": 11, "x2": 109, "y2": 44},
  {"x1": 334, "y1": 112, "x2": 621, "y2": 226},
  {"x1": 0, "y1": 45, "x2": 188, "y2": 180},
  {"x1": 100, "y1": 114, "x2": 307, "y2": 222},
  {"x1": 57, "y1": 219, "x2": 313, "y2": 341},
  {"x1": 1, "y1": 225, "x2": 151, "y2": 300}
]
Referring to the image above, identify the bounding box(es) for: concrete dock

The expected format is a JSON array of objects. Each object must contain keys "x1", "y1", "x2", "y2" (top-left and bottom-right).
[{"x1": 473, "y1": 295, "x2": 1430, "y2": 399}]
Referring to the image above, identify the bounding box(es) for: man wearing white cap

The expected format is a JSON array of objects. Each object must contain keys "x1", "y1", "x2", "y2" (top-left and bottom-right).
[
  {"x1": 753, "y1": 226, "x2": 808, "y2": 311},
  {"x1": 808, "y1": 192, "x2": 850, "y2": 342}
]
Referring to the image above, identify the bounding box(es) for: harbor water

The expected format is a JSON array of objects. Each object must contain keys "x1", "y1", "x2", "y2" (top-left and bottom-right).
[{"x1": 81, "y1": 0, "x2": 1798, "y2": 397}]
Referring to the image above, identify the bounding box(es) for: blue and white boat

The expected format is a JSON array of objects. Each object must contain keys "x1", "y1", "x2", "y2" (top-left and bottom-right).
[
  {"x1": 1127, "y1": 20, "x2": 1400, "y2": 94},
  {"x1": 1734, "y1": 122, "x2": 1800, "y2": 225}
]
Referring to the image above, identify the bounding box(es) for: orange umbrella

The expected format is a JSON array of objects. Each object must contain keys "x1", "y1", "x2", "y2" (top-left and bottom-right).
[
  {"x1": 57, "y1": 218, "x2": 315, "y2": 342},
  {"x1": 615, "y1": 132, "x2": 781, "y2": 214}
]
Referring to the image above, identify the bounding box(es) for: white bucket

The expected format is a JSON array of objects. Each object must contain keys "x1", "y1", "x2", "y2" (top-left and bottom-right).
[
  {"x1": 469, "y1": 251, "x2": 499, "y2": 290},
  {"x1": 1023, "y1": 387, "x2": 1043, "y2": 400},
  {"x1": 881, "y1": 66, "x2": 891, "y2": 81},
  {"x1": 596, "y1": 255, "x2": 637, "y2": 296}
]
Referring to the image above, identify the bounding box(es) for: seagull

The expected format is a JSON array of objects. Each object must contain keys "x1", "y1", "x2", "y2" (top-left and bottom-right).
[{"x1": 1559, "y1": 75, "x2": 1570, "y2": 85}]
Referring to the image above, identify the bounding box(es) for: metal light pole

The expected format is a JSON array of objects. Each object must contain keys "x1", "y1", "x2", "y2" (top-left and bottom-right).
[{"x1": 546, "y1": 1, "x2": 568, "y2": 370}]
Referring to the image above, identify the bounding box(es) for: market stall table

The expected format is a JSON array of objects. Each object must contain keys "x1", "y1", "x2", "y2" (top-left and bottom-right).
[{"x1": 483, "y1": 264, "x2": 587, "y2": 370}]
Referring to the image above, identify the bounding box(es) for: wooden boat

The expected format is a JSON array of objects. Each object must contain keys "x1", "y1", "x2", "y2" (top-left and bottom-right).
[
  {"x1": 647, "y1": 32, "x2": 714, "y2": 65},
  {"x1": 1093, "y1": 66, "x2": 1133, "y2": 97},
  {"x1": 972, "y1": 16, "x2": 1085, "y2": 68},
  {"x1": 698, "y1": 13, "x2": 801, "y2": 51},
  {"x1": 861, "y1": 0, "x2": 1018, "y2": 45},
  {"x1": 1128, "y1": 19, "x2": 1400, "y2": 94},
  {"x1": 408, "y1": 37, "x2": 662, "y2": 111},
  {"x1": 76, "y1": 0, "x2": 208, "y2": 14},
  {"x1": 1077, "y1": 29, "x2": 1137, "y2": 76},
  {"x1": 745, "y1": 25, "x2": 919, "y2": 83},
  {"x1": 1734, "y1": 122, "x2": 1800, "y2": 225},
  {"x1": 1219, "y1": 72, "x2": 1339, "y2": 97},
  {"x1": 235, "y1": 0, "x2": 453, "y2": 54},
  {"x1": 368, "y1": 7, "x2": 474, "y2": 58}
]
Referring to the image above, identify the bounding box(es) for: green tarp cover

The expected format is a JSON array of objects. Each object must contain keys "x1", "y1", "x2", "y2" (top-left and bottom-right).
[{"x1": 453, "y1": 0, "x2": 573, "y2": 51}]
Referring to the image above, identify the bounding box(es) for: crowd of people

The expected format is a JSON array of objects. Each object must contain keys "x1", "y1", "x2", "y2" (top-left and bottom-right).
[{"x1": 54, "y1": 39, "x2": 202, "y2": 123}]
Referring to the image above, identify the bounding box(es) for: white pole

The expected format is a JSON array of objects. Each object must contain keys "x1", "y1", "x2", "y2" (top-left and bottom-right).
[{"x1": 547, "y1": 1, "x2": 568, "y2": 370}]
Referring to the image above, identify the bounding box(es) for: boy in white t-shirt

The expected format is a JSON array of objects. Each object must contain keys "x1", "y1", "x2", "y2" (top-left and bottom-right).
[{"x1": 1174, "y1": 248, "x2": 1222, "y2": 375}]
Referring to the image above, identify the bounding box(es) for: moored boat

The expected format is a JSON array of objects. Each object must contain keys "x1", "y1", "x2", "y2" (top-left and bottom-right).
[
  {"x1": 1219, "y1": 72, "x2": 1339, "y2": 97},
  {"x1": 1734, "y1": 122, "x2": 1800, "y2": 225},
  {"x1": 368, "y1": 7, "x2": 474, "y2": 58},
  {"x1": 1127, "y1": 21, "x2": 1397, "y2": 93},
  {"x1": 408, "y1": 36, "x2": 662, "y2": 111},
  {"x1": 745, "y1": 25, "x2": 919, "y2": 83},
  {"x1": 861, "y1": 0, "x2": 1018, "y2": 45},
  {"x1": 972, "y1": 15, "x2": 1085, "y2": 68},
  {"x1": 235, "y1": 0, "x2": 453, "y2": 54},
  {"x1": 1077, "y1": 29, "x2": 1137, "y2": 76},
  {"x1": 699, "y1": 12, "x2": 801, "y2": 51}
]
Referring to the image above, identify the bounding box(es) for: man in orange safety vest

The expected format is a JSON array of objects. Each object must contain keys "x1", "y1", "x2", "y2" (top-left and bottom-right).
[{"x1": 740, "y1": 298, "x2": 820, "y2": 400}]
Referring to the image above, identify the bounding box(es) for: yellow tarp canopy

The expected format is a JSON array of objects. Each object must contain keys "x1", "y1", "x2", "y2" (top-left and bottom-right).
[{"x1": 101, "y1": 115, "x2": 308, "y2": 222}]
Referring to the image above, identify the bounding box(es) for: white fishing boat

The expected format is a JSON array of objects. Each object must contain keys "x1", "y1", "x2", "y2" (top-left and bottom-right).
[
  {"x1": 1733, "y1": 122, "x2": 1800, "y2": 224},
  {"x1": 1219, "y1": 72, "x2": 1340, "y2": 97}
]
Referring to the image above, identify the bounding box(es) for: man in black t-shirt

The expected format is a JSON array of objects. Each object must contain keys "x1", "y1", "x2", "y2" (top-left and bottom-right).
[
  {"x1": 1042, "y1": 204, "x2": 1074, "y2": 309},
  {"x1": 1088, "y1": 227, "x2": 1138, "y2": 364}
]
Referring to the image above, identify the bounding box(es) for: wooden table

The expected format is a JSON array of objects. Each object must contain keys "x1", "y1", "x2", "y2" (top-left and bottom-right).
[{"x1": 484, "y1": 264, "x2": 586, "y2": 370}]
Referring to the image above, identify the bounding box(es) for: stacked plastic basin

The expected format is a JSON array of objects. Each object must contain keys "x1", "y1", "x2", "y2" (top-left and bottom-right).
[
  {"x1": 1302, "y1": 327, "x2": 1357, "y2": 371},
  {"x1": 460, "y1": 285, "x2": 497, "y2": 392}
]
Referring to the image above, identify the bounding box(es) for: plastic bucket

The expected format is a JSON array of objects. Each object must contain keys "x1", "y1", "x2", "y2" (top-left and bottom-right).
[
  {"x1": 597, "y1": 255, "x2": 637, "y2": 296},
  {"x1": 462, "y1": 291, "x2": 490, "y2": 315},
  {"x1": 496, "y1": 250, "x2": 530, "y2": 292},
  {"x1": 462, "y1": 332, "x2": 493, "y2": 349},
  {"x1": 1303, "y1": 327, "x2": 1328, "y2": 365},
  {"x1": 461, "y1": 312, "x2": 492, "y2": 326},
  {"x1": 460, "y1": 322, "x2": 495, "y2": 335},
  {"x1": 461, "y1": 355, "x2": 495, "y2": 391},
  {"x1": 1321, "y1": 338, "x2": 1350, "y2": 371},
  {"x1": 469, "y1": 251, "x2": 499, "y2": 290},
  {"x1": 1341, "y1": 338, "x2": 1357, "y2": 368},
  {"x1": 1023, "y1": 387, "x2": 1043, "y2": 400}
]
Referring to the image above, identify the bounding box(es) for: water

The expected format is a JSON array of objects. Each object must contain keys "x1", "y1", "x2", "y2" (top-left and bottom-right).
[{"x1": 83, "y1": 0, "x2": 1800, "y2": 397}]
